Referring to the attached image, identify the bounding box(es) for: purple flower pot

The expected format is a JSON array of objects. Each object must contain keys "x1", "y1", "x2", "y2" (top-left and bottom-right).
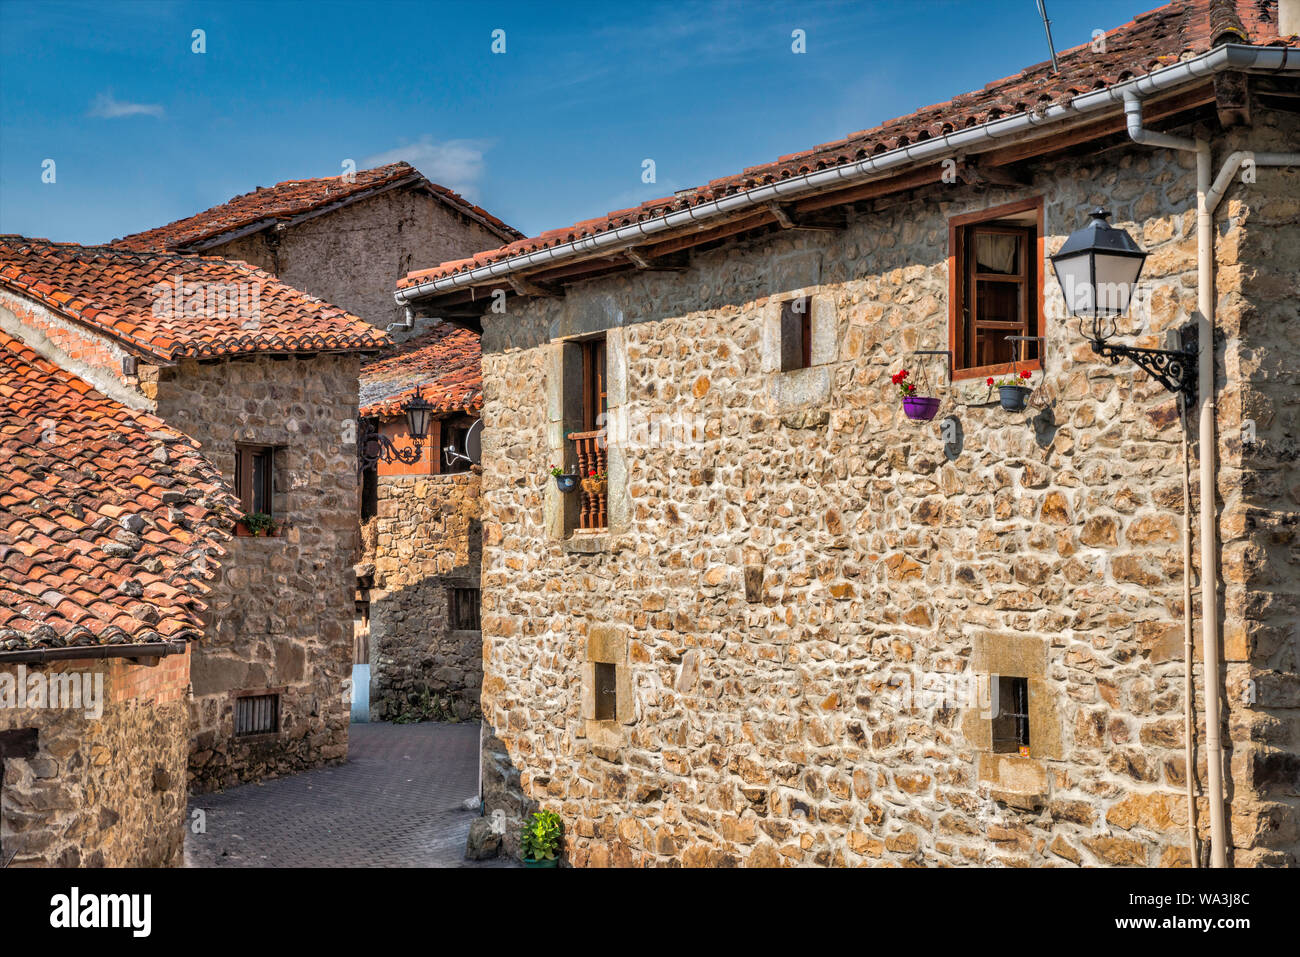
[{"x1": 903, "y1": 396, "x2": 940, "y2": 421}]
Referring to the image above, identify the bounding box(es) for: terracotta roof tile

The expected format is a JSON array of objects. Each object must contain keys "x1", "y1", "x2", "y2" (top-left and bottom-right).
[
  {"x1": 398, "y1": 0, "x2": 1292, "y2": 291},
  {"x1": 0, "y1": 236, "x2": 390, "y2": 361},
  {"x1": 359, "y1": 322, "x2": 481, "y2": 417},
  {"x1": 112, "y1": 162, "x2": 522, "y2": 253},
  {"x1": 0, "y1": 330, "x2": 238, "y2": 652}
]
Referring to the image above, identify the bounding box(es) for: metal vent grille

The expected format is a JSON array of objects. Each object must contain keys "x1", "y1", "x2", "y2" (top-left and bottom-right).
[{"x1": 234, "y1": 694, "x2": 279, "y2": 736}]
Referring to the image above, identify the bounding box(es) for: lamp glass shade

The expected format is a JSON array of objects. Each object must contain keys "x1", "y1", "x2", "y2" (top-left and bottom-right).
[
  {"x1": 1049, "y1": 208, "x2": 1148, "y2": 319},
  {"x1": 1093, "y1": 252, "x2": 1145, "y2": 316},
  {"x1": 1051, "y1": 251, "x2": 1095, "y2": 316},
  {"x1": 403, "y1": 395, "x2": 433, "y2": 442}
]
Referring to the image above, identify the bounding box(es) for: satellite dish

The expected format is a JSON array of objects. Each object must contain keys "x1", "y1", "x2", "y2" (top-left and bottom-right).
[
  {"x1": 443, "y1": 418, "x2": 483, "y2": 467},
  {"x1": 465, "y1": 418, "x2": 482, "y2": 464}
]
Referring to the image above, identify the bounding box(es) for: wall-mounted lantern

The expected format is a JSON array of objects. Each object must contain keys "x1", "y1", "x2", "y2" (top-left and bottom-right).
[
  {"x1": 1050, "y1": 207, "x2": 1196, "y2": 400},
  {"x1": 357, "y1": 386, "x2": 435, "y2": 471}
]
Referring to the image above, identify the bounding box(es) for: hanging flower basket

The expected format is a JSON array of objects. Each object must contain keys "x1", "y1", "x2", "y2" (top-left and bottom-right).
[
  {"x1": 549, "y1": 466, "x2": 579, "y2": 493},
  {"x1": 902, "y1": 396, "x2": 941, "y2": 421},
  {"x1": 581, "y1": 476, "x2": 607, "y2": 496},
  {"x1": 988, "y1": 370, "x2": 1033, "y2": 411},
  {"x1": 892, "y1": 368, "x2": 940, "y2": 421}
]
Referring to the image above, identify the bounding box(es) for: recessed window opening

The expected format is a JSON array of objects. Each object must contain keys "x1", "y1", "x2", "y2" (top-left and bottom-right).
[
  {"x1": 234, "y1": 694, "x2": 279, "y2": 736},
  {"x1": 593, "y1": 662, "x2": 617, "y2": 721},
  {"x1": 780, "y1": 296, "x2": 813, "y2": 371},
  {"x1": 991, "y1": 675, "x2": 1030, "y2": 753},
  {"x1": 235, "y1": 444, "x2": 275, "y2": 516}
]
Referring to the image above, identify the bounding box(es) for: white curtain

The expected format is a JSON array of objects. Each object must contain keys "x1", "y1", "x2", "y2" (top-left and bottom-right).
[{"x1": 975, "y1": 233, "x2": 1019, "y2": 274}]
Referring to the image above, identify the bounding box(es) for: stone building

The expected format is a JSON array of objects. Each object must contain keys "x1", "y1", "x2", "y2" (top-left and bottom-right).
[
  {"x1": 0, "y1": 237, "x2": 387, "y2": 793},
  {"x1": 356, "y1": 322, "x2": 484, "y2": 722},
  {"x1": 0, "y1": 330, "x2": 234, "y2": 866},
  {"x1": 113, "y1": 162, "x2": 521, "y2": 337},
  {"x1": 396, "y1": 0, "x2": 1300, "y2": 867}
]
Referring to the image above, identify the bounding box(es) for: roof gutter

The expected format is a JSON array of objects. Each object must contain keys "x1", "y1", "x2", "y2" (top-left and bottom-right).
[
  {"x1": 395, "y1": 43, "x2": 1298, "y2": 305},
  {"x1": 0, "y1": 639, "x2": 190, "y2": 665}
]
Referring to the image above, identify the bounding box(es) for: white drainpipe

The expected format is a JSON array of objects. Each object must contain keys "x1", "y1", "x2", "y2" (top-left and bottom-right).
[{"x1": 1124, "y1": 93, "x2": 1300, "y2": 869}]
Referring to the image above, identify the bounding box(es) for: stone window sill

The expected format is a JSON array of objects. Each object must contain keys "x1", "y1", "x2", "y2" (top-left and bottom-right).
[{"x1": 564, "y1": 533, "x2": 610, "y2": 555}]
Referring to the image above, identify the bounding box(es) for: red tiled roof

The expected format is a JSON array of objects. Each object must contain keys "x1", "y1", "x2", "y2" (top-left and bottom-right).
[
  {"x1": 112, "y1": 162, "x2": 522, "y2": 253},
  {"x1": 359, "y1": 322, "x2": 482, "y2": 417},
  {"x1": 0, "y1": 236, "x2": 389, "y2": 361},
  {"x1": 0, "y1": 330, "x2": 238, "y2": 652},
  {"x1": 399, "y1": 0, "x2": 1291, "y2": 290}
]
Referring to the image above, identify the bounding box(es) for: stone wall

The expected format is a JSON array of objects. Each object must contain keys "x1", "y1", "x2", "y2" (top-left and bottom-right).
[
  {"x1": 0, "y1": 649, "x2": 191, "y2": 867},
  {"x1": 151, "y1": 353, "x2": 363, "y2": 792},
  {"x1": 215, "y1": 187, "x2": 511, "y2": 334},
  {"x1": 364, "y1": 471, "x2": 483, "y2": 721},
  {"x1": 476, "y1": 114, "x2": 1300, "y2": 866},
  {"x1": 1218, "y1": 109, "x2": 1300, "y2": 867}
]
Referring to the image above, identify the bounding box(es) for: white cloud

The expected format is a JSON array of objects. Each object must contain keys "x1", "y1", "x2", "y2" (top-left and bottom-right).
[
  {"x1": 362, "y1": 137, "x2": 488, "y2": 197},
  {"x1": 87, "y1": 91, "x2": 164, "y2": 119}
]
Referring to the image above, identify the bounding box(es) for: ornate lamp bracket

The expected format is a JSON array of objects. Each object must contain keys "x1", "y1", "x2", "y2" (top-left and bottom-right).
[{"x1": 1088, "y1": 337, "x2": 1197, "y2": 403}]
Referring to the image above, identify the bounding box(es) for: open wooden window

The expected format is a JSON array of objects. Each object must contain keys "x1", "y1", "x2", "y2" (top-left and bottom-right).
[
  {"x1": 234, "y1": 444, "x2": 275, "y2": 516},
  {"x1": 582, "y1": 337, "x2": 607, "y2": 432},
  {"x1": 779, "y1": 296, "x2": 813, "y2": 371},
  {"x1": 949, "y1": 199, "x2": 1043, "y2": 379}
]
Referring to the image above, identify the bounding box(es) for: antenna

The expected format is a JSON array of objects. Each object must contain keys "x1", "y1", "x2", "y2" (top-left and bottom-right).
[{"x1": 1036, "y1": 0, "x2": 1060, "y2": 74}]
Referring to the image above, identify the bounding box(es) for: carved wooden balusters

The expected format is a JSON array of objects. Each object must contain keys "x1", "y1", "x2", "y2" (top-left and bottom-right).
[{"x1": 569, "y1": 430, "x2": 608, "y2": 530}]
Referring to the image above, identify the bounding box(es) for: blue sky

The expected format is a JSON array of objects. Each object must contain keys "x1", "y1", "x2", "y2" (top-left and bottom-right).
[{"x1": 1, "y1": 0, "x2": 1152, "y2": 245}]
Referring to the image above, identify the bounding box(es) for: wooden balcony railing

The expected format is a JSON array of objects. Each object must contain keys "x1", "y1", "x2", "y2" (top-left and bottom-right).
[{"x1": 569, "y1": 430, "x2": 608, "y2": 530}]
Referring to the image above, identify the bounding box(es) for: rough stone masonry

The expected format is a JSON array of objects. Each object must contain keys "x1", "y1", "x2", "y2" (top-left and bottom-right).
[{"x1": 476, "y1": 113, "x2": 1300, "y2": 867}]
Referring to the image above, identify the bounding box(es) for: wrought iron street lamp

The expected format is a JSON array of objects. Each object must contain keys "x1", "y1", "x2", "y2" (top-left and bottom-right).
[
  {"x1": 357, "y1": 386, "x2": 435, "y2": 471},
  {"x1": 1050, "y1": 207, "x2": 1196, "y2": 400}
]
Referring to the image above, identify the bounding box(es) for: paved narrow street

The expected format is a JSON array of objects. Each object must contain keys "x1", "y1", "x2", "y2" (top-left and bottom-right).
[{"x1": 185, "y1": 722, "x2": 513, "y2": 867}]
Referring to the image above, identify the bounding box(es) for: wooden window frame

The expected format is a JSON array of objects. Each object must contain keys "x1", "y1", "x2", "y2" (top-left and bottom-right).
[
  {"x1": 582, "y1": 337, "x2": 607, "y2": 432},
  {"x1": 948, "y1": 197, "x2": 1044, "y2": 381},
  {"x1": 234, "y1": 443, "x2": 276, "y2": 516}
]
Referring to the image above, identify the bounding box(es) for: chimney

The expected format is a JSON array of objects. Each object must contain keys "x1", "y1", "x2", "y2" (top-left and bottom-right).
[{"x1": 1281, "y1": 0, "x2": 1300, "y2": 38}]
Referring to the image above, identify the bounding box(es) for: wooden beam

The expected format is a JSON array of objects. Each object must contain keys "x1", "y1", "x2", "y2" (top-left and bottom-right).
[
  {"x1": 639, "y1": 210, "x2": 776, "y2": 258},
  {"x1": 507, "y1": 275, "x2": 562, "y2": 298},
  {"x1": 767, "y1": 202, "x2": 841, "y2": 231},
  {"x1": 955, "y1": 161, "x2": 1032, "y2": 189},
  {"x1": 793, "y1": 164, "x2": 946, "y2": 213},
  {"x1": 1214, "y1": 71, "x2": 1251, "y2": 128},
  {"x1": 626, "y1": 248, "x2": 687, "y2": 271}
]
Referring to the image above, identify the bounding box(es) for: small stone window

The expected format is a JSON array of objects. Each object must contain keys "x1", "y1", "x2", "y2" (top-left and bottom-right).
[
  {"x1": 593, "y1": 662, "x2": 617, "y2": 721},
  {"x1": 450, "y1": 586, "x2": 481, "y2": 631},
  {"x1": 582, "y1": 624, "x2": 633, "y2": 754},
  {"x1": 991, "y1": 675, "x2": 1030, "y2": 754},
  {"x1": 234, "y1": 694, "x2": 279, "y2": 736},
  {"x1": 235, "y1": 443, "x2": 276, "y2": 516},
  {"x1": 779, "y1": 296, "x2": 813, "y2": 371}
]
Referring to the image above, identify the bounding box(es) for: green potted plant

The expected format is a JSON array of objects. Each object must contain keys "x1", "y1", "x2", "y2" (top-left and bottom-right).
[
  {"x1": 520, "y1": 809, "x2": 563, "y2": 867},
  {"x1": 987, "y1": 370, "x2": 1033, "y2": 411},
  {"x1": 236, "y1": 511, "x2": 281, "y2": 537},
  {"x1": 550, "y1": 464, "x2": 579, "y2": 494}
]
